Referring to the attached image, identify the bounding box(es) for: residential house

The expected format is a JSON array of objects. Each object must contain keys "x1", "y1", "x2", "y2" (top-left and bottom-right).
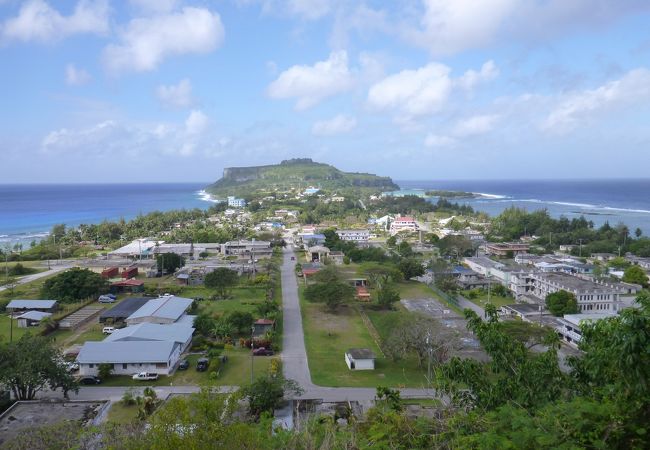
[
  {"x1": 328, "y1": 251, "x2": 345, "y2": 265},
  {"x1": 76, "y1": 340, "x2": 181, "y2": 376},
  {"x1": 484, "y1": 242, "x2": 530, "y2": 256},
  {"x1": 16, "y1": 311, "x2": 52, "y2": 328},
  {"x1": 253, "y1": 319, "x2": 275, "y2": 338},
  {"x1": 104, "y1": 322, "x2": 194, "y2": 352},
  {"x1": 227, "y1": 196, "x2": 246, "y2": 208},
  {"x1": 307, "y1": 245, "x2": 330, "y2": 262},
  {"x1": 336, "y1": 229, "x2": 370, "y2": 244}
]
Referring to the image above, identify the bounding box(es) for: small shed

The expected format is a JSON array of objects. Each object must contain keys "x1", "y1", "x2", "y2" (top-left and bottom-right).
[
  {"x1": 16, "y1": 311, "x2": 52, "y2": 328},
  {"x1": 345, "y1": 348, "x2": 375, "y2": 370},
  {"x1": 253, "y1": 318, "x2": 275, "y2": 337},
  {"x1": 355, "y1": 286, "x2": 371, "y2": 302},
  {"x1": 101, "y1": 267, "x2": 119, "y2": 279},
  {"x1": 110, "y1": 279, "x2": 144, "y2": 294}
]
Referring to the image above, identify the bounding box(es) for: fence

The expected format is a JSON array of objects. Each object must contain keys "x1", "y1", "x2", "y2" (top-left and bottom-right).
[{"x1": 428, "y1": 284, "x2": 460, "y2": 307}]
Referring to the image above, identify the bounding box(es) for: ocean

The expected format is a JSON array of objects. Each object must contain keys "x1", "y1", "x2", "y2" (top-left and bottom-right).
[
  {"x1": 396, "y1": 179, "x2": 650, "y2": 235},
  {"x1": 1, "y1": 180, "x2": 650, "y2": 246},
  {"x1": 0, "y1": 183, "x2": 211, "y2": 246}
]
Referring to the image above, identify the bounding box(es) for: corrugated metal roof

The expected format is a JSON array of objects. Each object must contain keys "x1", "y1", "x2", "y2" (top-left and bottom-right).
[
  {"x1": 126, "y1": 296, "x2": 192, "y2": 321},
  {"x1": 76, "y1": 340, "x2": 178, "y2": 364},
  {"x1": 7, "y1": 300, "x2": 57, "y2": 309},
  {"x1": 16, "y1": 311, "x2": 52, "y2": 321},
  {"x1": 104, "y1": 323, "x2": 193, "y2": 345}
]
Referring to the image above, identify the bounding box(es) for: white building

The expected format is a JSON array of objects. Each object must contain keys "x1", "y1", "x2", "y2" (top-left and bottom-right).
[
  {"x1": 76, "y1": 340, "x2": 181, "y2": 376},
  {"x1": 104, "y1": 322, "x2": 194, "y2": 352},
  {"x1": 389, "y1": 216, "x2": 418, "y2": 235},
  {"x1": 531, "y1": 272, "x2": 625, "y2": 313},
  {"x1": 556, "y1": 313, "x2": 617, "y2": 347},
  {"x1": 336, "y1": 229, "x2": 370, "y2": 243},
  {"x1": 227, "y1": 196, "x2": 246, "y2": 208},
  {"x1": 345, "y1": 348, "x2": 375, "y2": 370}
]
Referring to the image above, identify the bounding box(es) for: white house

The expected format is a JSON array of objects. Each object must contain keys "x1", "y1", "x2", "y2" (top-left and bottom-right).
[
  {"x1": 345, "y1": 348, "x2": 375, "y2": 370},
  {"x1": 336, "y1": 229, "x2": 370, "y2": 243},
  {"x1": 227, "y1": 196, "x2": 246, "y2": 208},
  {"x1": 76, "y1": 340, "x2": 182, "y2": 376}
]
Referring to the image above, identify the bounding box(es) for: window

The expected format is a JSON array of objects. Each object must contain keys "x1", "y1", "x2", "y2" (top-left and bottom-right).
[
  {"x1": 89, "y1": 364, "x2": 94, "y2": 368},
  {"x1": 123, "y1": 364, "x2": 128, "y2": 370}
]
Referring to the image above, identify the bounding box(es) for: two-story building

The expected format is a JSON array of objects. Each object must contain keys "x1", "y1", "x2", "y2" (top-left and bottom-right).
[
  {"x1": 335, "y1": 229, "x2": 370, "y2": 244},
  {"x1": 389, "y1": 216, "x2": 418, "y2": 235}
]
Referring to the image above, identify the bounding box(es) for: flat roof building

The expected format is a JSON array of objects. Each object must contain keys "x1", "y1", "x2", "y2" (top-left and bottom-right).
[{"x1": 126, "y1": 295, "x2": 193, "y2": 326}]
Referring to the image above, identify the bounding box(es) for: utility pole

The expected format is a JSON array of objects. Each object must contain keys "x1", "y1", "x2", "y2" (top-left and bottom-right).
[
  {"x1": 426, "y1": 330, "x2": 432, "y2": 388},
  {"x1": 250, "y1": 325, "x2": 255, "y2": 384}
]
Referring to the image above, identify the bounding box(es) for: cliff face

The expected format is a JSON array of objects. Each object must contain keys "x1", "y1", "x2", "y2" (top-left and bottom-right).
[{"x1": 205, "y1": 159, "x2": 398, "y2": 197}]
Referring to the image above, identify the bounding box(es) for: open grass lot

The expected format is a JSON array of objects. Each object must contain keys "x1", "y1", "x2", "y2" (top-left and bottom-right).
[
  {"x1": 0, "y1": 261, "x2": 48, "y2": 283},
  {"x1": 195, "y1": 287, "x2": 267, "y2": 317},
  {"x1": 300, "y1": 285, "x2": 430, "y2": 388},
  {"x1": 461, "y1": 291, "x2": 513, "y2": 308},
  {"x1": 106, "y1": 401, "x2": 140, "y2": 424},
  {"x1": 87, "y1": 349, "x2": 273, "y2": 387}
]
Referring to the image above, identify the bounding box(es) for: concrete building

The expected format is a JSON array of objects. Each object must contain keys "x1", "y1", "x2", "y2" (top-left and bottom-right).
[
  {"x1": 484, "y1": 242, "x2": 530, "y2": 256},
  {"x1": 227, "y1": 196, "x2": 246, "y2": 208},
  {"x1": 530, "y1": 272, "x2": 626, "y2": 312},
  {"x1": 335, "y1": 229, "x2": 370, "y2": 243},
  {"x1": 76, "y1": 340, "x2": 181, "y2": 376},
  {"x1": 345, "y1": 348, "x2": 375, "y2": 370},
  {"x1": 220, "y1": 240, "x2": 273, "y2": 258},
  {"x1": 389, "y1": 216, "x2": 418, "y2": 235},
  {"x1": 556, "y1": 313, "x2": 617, "y2": 347}
]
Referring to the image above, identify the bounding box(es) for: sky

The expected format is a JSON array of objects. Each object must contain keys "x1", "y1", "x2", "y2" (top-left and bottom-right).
[{"x1": 1, "y1": 0, "x2": 650, "y2": 183}]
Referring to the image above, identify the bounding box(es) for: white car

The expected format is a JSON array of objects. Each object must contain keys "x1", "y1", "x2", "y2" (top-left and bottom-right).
[
  {"x1": 132, "y1": 372, "x2": 159, "y2": 381},
  {"x1": 102, "y1": 326, "x2": 115, "y2": 334},
  {"x1": 98, "y1": 295, "x2": 116, "y2": 303}
]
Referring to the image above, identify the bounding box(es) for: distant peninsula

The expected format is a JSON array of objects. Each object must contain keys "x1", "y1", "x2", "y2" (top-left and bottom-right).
[
  {"x1": 425, "y1": 190, "x2": 477, "y2": 199},
  {"x1": 205, "y1": 158, "x2": 399, "y2": 198}
]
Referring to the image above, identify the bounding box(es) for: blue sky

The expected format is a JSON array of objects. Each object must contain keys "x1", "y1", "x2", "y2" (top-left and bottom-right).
[{"x1": 1, "y1": 0, "x2": 650, "y2": 183}]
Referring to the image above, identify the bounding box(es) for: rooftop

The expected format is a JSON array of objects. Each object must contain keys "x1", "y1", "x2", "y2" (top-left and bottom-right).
[
  {"x1": 534, "y1": 272, "x2": 621, "y2": 293},
  {"x1": 127, "y1": 295, "x2": 193, "y2": 322},
  {"x1": 346, "y1": 348, "x2": 376, "y2": 360},
  {"x1": 76, "y1": 340, "x2": 178, "y2": 364},
  {"x1": 463, "y1": 256, "x2": 505, "y2": 270},
  {"x1": 104, "y1": 322, "x2": 194, "y2": 345},
  {"x1": 6, "y1": 299, "x2": 57, "y2": 309},
  {"x1": 16, "y1": 310, "x2": 52, "y2": 321},
  {"x1": 562, "y1": 312, "x2": 618, "y2": 326},
  {"x1": 100, "y1": 297, "x2": 152, "y2": 320}
]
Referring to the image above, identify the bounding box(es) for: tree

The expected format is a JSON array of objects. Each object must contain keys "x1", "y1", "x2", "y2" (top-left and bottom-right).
[
  {"x1": 0, "y1": 334, "x2": 78, "y2": 400},
  {"x1": 98, "y1": 363, "x2": 113, "y2": 380},
  {"x1": 156, "y1": 252, "x2": 184, "y2": 274},
  {"x1": 224, "y1": 311, "x2": 254, "y2": 335},
  {"x1": 375, "y1": 283, "x2": 401, "y2": 309},
  {"x1": 242, "y1": 375, "x2": 303, "y2": 419},
  {"x1": 635, "y1": 227, "x2": 643, "y2": 238},
  {"x1": 396, "y1": 241, "x2": 413, "y2": 258},
  {"x1": 41, "y1": 268, "x2": 107, "y2": 302},
  {"x1": 304, "y1": 280, "x2": 355, "y2": 311},
  {"x1": 360, "y1": 262, "x2": 402, "y2": 288},
  {"x1": 545, "y1": 290, "x2": 578, "y2": 316},
  {"x1": 622, "y1": 265, "x2": 649, "y2": 287},
  {"x1": 386, "y1": 235, "x2": 397, "y2": 247},
  {"x1": 193, "y1": 312, "x2": 215, "y2": 336},
  {"x1": 204, "y1": 268, "x2": 239, "y2": 298},
  {"x1": 398, "y1": 258, "x2": 425, "y2": 280},
  {"x1": 383, "y1": 315, "x2": 453, "y2": 368}
]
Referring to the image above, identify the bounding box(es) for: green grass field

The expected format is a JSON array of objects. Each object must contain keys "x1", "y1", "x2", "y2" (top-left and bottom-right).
[
  {"x1": 105, "y1": 401, "x2": 140, "y2": 424},
  {"x1": 461, "y1": 291, "x2": 513, "y2": 308},
  {"x1": 300, "y1": 285, "x2": 429, "y2": 388}
]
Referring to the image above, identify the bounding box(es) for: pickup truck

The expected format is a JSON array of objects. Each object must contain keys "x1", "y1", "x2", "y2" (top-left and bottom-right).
[{"x1": 132, "y1": 372, "x2": 159, "y2": 381}]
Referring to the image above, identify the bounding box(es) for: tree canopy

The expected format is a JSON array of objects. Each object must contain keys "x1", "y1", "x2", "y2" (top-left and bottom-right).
[
  {"x1": 622, "y1": 265, "x2": 649, "y2": 287},
  {"x1": 545, "y1": 290, "x2": 579, "y2": 316},
  {"x1": 41, "y1": 267, "x2": 107, "y2": 302},
  {"x1": 204, "y1": 268, "x2": 239, "y2": 298}
]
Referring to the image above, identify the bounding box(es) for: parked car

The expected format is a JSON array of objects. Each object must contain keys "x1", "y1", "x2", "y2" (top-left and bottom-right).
[
  {"x1": 178, "y1": 360, "x2": 189, "y2": 370},
  {"x1": 102, "y1": 327, "x2": 115, "y2": 334},
  {"x1": 79, "y1": 376, "x2": 101, "y2": 385},
  {"x1": 98, "y1": 294, "x2": 116, "y2": 303},
  {"x1": 65, "y1": 362, "x2": 79, "y2": 373},
  {"x1": 252, "y1": 347, "x2": 274, "y2": 356},
  {"x1": 132, "y1": 372, "x2": 159, "y2": 381},
  {"x1": 291, "y1": 256, "x2": 295, "y2": 261},
  {"x1": 196, "y1": 358, "x2": 209, "y2": 372}
]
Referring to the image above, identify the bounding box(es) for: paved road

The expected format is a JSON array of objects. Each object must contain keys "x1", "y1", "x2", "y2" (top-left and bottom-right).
[{"x1": 0, "y1": 263, "x2": 72, "y2": 291}]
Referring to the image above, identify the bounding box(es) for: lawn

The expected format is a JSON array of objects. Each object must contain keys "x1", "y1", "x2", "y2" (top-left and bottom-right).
[
  {"x1": 196, "y1": 287, "x2": 267, "y2": 317},
  {"x1": 300, "y1": 286, "x2": 430, "y2": 388},
  {"x1": 461, "y1": 291, "x2": 513, "y2": 308},
  {"x1": 87, "y1": 349, "x2": 273, "y2": 387},
  {"x1": 105, "y1": 401, "x2": 140, "y2": 424},
  {"x1": 0, "y1": 261, "x2": 47, "y2": 283}
]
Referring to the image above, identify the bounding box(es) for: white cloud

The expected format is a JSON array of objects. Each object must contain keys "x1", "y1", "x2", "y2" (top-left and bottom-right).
[
  {"x1": 453, "y1": 114, "x2": 499, "y2": 137},
  {"x1": 185, "y1": 109, "x2": 209, "y2": 135},
  {"x1": 286, "y1": 0, "x2": 331, "y2": 20},
  {"x1": 156, "y1": 79, "x2": 193, "y2": 108},
  {"x1": 407, "y1": 0, "x2": 650, "y2": 56},
  {"x1": 267, "y1": 50, "x2": 354, "y2": 110},
  {"x1": 312, "y1": 114, "x2": 357, "y2": 136},
  {"x1": 424, "y1": 133, "x2": 456, "y2": 148},
  {"x1": 65, "y1": 64, "x2": 91, "y2": 86},
  {"x1": 542, "y1": 68, "x2": 650, "y2": 133},
  {"x1": 1, "y1": 0, "x2": 109, "y2": 43},
  {"x1": 456, "y1": 60, "x2": 499, "y2": 91},
  {"x1": 367, "y1": 62, "x2": 453, "y2": 122},
  {"x1": 129, "y1": 0, "x2": 178, "y2": 13},
  {"x1": 103, "y1": 7, "x2": 224, "y2": 74}
]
